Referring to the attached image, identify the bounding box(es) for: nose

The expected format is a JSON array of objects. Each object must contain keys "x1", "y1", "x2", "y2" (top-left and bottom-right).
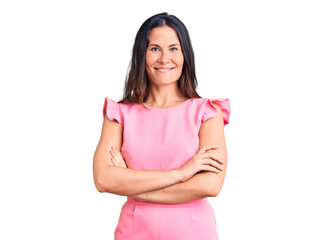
[{"x1": 158, "y1": 50, "x2": 170, "y2": 63}]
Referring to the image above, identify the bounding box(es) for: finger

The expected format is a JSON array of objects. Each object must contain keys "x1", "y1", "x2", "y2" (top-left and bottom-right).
[
  {"x1": 202, "y1": 158, "x2": 224, "y2": 171},
  {"x1": 111, "y1": 150, "x2": 127, "y2": 168},
  {"x1": 111, "y1": 152, "x2": 123, "y2": 167},
  {"x1": 110, "y1": 150, "x2": 122, "y2": 164},
  {"x1": 113, "y1": 157, "x2": 126, "y2": 168},
  {"x1": 198, "y1": 145, "x2": 219, "y2": 154},
  {"x1": 110, "y1": 157, "x2": 119, "y2": 166},
  {"x1": 118, "y1": 159, "x2": 126, "y2": 168},
  {"x1": 202, "y1": 145, "x2": 219, "y2": 151},
  {"x1": 110, "y1": 148, "x2": 115, "y2": 157},
  {"x1": 108, "y1": 158, "x2": 115, "y2": 166},
  {"x1": 200, "y1": 152, "x2": 224, "y2": 164},
  {"x1": 112, "y1": 147, "x2": 124, "y2": 159},
  {"x1": 201, "y1": 164, "x2": 221, "y2": 174},
  {"x1": 110, "y1": 148, "x2": 123, "y2": 162},
  {"x1": 201, "y1": 158, "x2": 223, "y2": 171}
]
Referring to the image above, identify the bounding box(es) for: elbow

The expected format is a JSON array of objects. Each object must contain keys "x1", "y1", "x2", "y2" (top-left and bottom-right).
[
  {"x1": 208, "y1": 187, "x2": 221, "y2": 197},
  {"x1": 94, "y1": 172, "x2": 114, "y2": 193},
  {"x1": 93, "y1": 160, "x2": 119, "y2": 193},
  {"x1": 207, "y1": 178, "x2": 223, "y2": 197},
  {"x1": 95, "y1": 179, "x2": 106, "y2": 193},
  {"x1": 94, "y1": 175, "x2": 106, "y2": 193}
]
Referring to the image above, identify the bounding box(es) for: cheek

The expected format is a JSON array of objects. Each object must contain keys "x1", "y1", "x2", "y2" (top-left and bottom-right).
[
  {"x1": 145, "y1": 52, "x2": 157, "y2": 67},
  {"x1": 176, "y1": 58, "x2": 184, "y2": 70},
  {"x1": 145, "y1": 60, "x2": 152, "y2": 69},
  {"x1": 175, "y1": 54, "x2": 184, "y2": 67}
]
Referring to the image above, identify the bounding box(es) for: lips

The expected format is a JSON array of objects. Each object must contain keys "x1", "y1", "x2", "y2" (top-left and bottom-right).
[{"x1": 154, "y1": 67, "x2": 175, "y2": 72}]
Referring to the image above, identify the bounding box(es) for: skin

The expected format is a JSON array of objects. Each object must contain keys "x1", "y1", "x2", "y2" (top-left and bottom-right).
[
  {"x1": 93, "y1": 25, "x2": 228, "y2": 203},
  {"x1": 110, "y1": 104, "x2": 228, "y2": 203},
  {"x1": 144, "y1": 25, "x2": 187, "y2": 108}
]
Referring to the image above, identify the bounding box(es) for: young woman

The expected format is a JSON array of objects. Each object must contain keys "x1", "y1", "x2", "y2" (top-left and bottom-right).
[{"x1": 93, "y1": 12, "x2": 230, "y2": 240}]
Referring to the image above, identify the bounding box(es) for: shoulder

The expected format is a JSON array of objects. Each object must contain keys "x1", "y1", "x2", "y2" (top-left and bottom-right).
[
  {"x1": 102, "y1": 97, "x2": 124, "y2": 125},
  {"x1": 191, "y1": 97, "x2": 230, "y2": 126}
]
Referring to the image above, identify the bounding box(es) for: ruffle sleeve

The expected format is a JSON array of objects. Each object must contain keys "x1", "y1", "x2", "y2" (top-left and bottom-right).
[
  {"x1": 201, "y1": 98, "x2": 230, "y2": 126},
  {"x1": 102, "y1": 97, "x2": 123, "y2": 125}
]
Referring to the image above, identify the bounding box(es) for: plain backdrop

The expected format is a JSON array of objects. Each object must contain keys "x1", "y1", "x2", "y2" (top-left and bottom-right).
[{"x1": 1, "y1": 0, "x2": 330, "y2": 239}]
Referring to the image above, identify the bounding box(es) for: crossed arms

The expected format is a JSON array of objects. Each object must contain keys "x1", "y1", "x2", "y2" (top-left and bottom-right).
[{"x1": 93, "y1": 104, "x2": 227, "y2": 204}]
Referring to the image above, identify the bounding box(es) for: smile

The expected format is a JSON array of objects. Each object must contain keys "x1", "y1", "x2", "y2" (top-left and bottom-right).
[{"x1": 154, "y1": 67, "x2": 175, "y2": 72}]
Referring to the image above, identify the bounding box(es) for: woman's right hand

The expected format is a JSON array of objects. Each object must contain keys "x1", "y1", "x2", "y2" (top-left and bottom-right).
[{"x1": 176, "y1": 145, "x2": 225, "y2": 182}]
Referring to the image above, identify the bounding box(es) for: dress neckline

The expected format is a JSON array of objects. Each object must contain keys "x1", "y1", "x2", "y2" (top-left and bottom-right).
[{"x1": 142, "y1": 98, "x2": 192, "y2": 110}]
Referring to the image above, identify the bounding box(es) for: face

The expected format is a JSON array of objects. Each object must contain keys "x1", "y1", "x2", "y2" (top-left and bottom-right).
[{"x1": 145, "y1": 26, "x2": 184, "y2": 85}]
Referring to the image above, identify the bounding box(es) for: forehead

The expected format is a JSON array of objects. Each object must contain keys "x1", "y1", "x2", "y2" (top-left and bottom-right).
[{"x1": 148, "y1": 26, "x2": 180, "y2": 44}]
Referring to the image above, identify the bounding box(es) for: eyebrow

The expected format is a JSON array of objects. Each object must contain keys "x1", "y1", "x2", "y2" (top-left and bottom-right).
[{"x1": 148, "y1": 43, "x2": 180, "y2": 47}]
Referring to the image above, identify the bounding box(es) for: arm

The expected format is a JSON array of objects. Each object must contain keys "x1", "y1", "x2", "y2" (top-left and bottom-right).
[
  {"x1": 93, "y1": 116, "x2": 182, "y2": 196},
  {"x1": 129, "y1": 104, "x2": 228, "y2": 203},
  {"x1": 129, "y1": 171, "x2": 213, "y2": 204},
  {"x1": 197, "y1": 103, "x2": 228, "y2": 197}
]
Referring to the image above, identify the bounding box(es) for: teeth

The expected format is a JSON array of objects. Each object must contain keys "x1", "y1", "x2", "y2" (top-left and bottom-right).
[{"x1": 156, "y1": 68, "x2": 173, "y2": 72}]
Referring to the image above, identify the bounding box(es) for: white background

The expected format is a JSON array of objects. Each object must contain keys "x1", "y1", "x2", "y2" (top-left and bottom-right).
[{"x1": 1, "y1": 0, "x2": 330, "y2": 239}]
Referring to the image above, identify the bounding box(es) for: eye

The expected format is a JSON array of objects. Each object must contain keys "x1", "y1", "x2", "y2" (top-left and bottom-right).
[
  {"x1": 151, "y1": 47, "x2": 159, "y2": 51},
  {"x1": 170, "y1": 47, "x2": 178, "y2": 51}
]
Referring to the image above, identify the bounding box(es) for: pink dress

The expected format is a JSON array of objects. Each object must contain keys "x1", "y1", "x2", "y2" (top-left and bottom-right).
[{"x1": 102, "y1": 97, "x2": 230, "y2": 240}]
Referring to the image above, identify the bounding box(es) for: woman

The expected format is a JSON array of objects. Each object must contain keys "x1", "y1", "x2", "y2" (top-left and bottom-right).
[{"x1": 93, "y1": 12, "x2": 230, "y2": 240}]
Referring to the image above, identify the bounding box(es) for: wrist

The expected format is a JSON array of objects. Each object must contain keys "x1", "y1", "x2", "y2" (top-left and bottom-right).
[{"x1": 171, "y1": 170, "x2": 183, "y2": 183}]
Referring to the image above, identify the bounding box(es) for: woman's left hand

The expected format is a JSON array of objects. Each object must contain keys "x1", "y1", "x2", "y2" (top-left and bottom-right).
[{"x1": 110, "y1": 146, "x2": 128, "y2": 168}]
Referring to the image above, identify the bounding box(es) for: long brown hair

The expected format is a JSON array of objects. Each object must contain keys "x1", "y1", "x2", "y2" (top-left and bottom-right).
[{"x1": 118, "y1": 12, "x2": 201, "y2": 105}]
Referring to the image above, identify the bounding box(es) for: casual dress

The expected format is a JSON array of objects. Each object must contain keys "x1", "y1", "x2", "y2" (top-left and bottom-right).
[{"x1": 102, "y1": 97, "x2": 230, "y2": 240}]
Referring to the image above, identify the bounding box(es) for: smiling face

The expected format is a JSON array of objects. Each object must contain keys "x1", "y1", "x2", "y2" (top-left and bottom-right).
[{"x1": 145, "y1": 26, "x2": 184, "y2": 86}]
